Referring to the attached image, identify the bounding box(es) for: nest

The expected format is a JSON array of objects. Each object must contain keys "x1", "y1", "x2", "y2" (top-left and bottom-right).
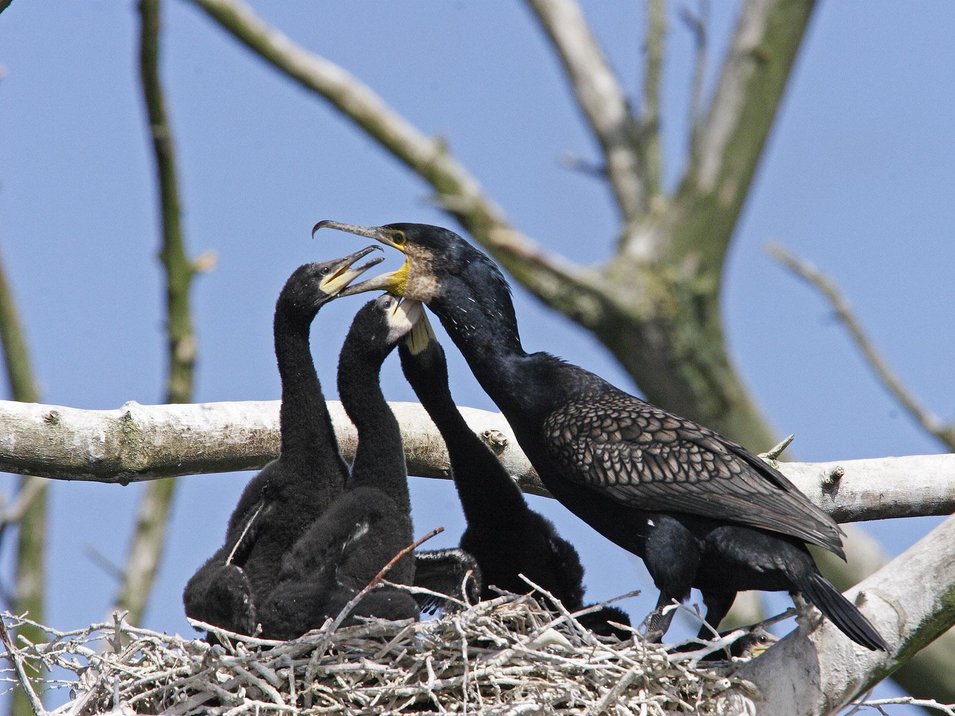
[{"x1": 2, "y1": 593, "x2": 762, "y2": 716}]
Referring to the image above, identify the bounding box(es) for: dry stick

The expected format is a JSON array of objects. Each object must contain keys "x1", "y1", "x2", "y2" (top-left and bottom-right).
[
  {"x1": 0, "y1": 618, "x2": 47, "y2": 716},
  {"x1": 225, "y1": 502, "x2": 263, "y2": 566},
  {"x1": 769, "y1": 242, "x2": 955, "y2": 450},
  {"x1": 325, "y1": 527, "x2": 444, "y2": 636}
]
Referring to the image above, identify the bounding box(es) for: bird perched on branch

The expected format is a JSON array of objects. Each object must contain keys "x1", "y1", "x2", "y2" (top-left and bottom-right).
[
  {"x1": 399, "y1": 316, "x2": 628, "y2": 636},
  {"x1": 315, "y1": 220, "x2": 888, "y2": 652},
  {"x1": 183, "y1": 247, "x2": 383, "y2": 637}
]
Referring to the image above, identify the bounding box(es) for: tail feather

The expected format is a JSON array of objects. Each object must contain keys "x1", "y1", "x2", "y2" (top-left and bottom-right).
[{"x1": 799, "y1": 571, "x2": 889, "y2": 651}]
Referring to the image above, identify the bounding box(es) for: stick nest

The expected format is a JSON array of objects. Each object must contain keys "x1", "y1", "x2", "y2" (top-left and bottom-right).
[{"x1": 2, "y1": 595, "x2": 761, "y2": 715}]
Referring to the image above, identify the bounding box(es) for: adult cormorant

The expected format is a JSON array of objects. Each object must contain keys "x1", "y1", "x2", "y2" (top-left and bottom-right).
[
  {"x1": 256, "y1": 295, "x2": 423, "y2": 637},
  {"x1": 183, "y1": 247, "x2": 383, "y2": 636},
  {"x1": 399, "y1": 317, "x2": 629, "y2": 636},
  {"x1": 315, "y1": 220, "x2": 889, "y2": 652}
]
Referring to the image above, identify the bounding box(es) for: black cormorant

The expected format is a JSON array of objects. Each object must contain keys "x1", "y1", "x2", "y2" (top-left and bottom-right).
[
  {"x1": 183, "y1": 247, "x2": 383, "y2": 636},
  {"x1": 256, "y1": 294, "x2": 423, "y2": 636},
  {"x1": 315, "y1": 220, "x2": 889, "y2": 652},
  {"x1": 399, "y1": 317, "x2": 629, "y2": 636}
]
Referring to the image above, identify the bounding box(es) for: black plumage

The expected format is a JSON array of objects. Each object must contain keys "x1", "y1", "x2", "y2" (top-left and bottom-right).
[
  {"x1": 183, "y1": 248, "x2": 382, "y2": 637},
  {"x1": 399, "y1": 324, "x2": 629, "y2": 636},
  {"x1": 316, "y1": 220, "x2": 889, "y2": 652},
  {"x1": 257, "y1": 294, "x2": 423, "y2": 637}
]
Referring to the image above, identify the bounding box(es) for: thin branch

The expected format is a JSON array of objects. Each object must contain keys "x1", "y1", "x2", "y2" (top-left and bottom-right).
[
  {"x1": 0, "y1": 399, "x2": 952, "y2": 522},
  {"x1": 526, "y1": 0, "x2": 646, "y2": 220},
  {"x1": 769, "y1": 242, "x2": 955, "y2": 450},
  {"x1": 325, "y1": 527, "x2": 443, "y2": 636},
  {"x1": 0, "y1": 617, "x2": 48, "y2": 716},
  {"x1": 681, "y1": 0, "x2": 710, "y2": 162},
  {"x1": 658, "y1": 0, "x2": 816, "y2": 269},
  {"x1": 639, "y1": 0, "x2": 665, "y2": 203},
  {"x1": 187, "y1": 0, "x2": 607, "y2": 324},
  {"x1": 113, "y1": 0, "x2": 198, "y2": 627}
]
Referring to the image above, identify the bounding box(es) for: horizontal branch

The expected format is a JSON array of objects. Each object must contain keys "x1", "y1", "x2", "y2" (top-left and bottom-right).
[{"x1": 0, "y1": 400, "x2": 952, "y2": 521}]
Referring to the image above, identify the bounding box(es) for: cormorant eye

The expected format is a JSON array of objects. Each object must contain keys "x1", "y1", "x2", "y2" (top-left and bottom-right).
[
  {"x1": 320, "y1": 266, "x2": 331, "y2": 275},
  {"x1": 391, "y1": 231, "x2": 406, "y2": 246}
]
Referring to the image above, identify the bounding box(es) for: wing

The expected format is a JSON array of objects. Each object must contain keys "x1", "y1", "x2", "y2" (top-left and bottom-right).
[{"x1": 542, "y1": 391, "x2": 844, "y2": 556}]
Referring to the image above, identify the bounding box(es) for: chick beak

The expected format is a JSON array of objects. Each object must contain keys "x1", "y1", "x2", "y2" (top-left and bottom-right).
[{"x1": 318, "y1": 245, "x2": 384, "y2": 295}]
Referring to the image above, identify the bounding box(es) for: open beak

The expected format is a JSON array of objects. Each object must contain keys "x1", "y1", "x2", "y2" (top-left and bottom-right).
[
  {"x1": 318, "y1": 245, "x2": 385, "y2": 296},
  {"x1": 313, "y1": 220, "x2": 409, "y2": 296}
]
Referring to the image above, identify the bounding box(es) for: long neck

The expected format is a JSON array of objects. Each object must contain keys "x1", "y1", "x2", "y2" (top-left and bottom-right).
[
  {"x1": 338, "y1": 347, "x2": 411, "y2": 513},
  {"x1": 431, "y1": 292, "x2": 530, "y2": 414},
  {"x1": 273, "y1": 308, "x2": 348, "y2": 486},
  {"x1": 411, "y1": 372, "x2": 530, "y2": 528}
]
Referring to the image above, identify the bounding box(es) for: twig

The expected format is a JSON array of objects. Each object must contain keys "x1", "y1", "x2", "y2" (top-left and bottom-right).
[
  {"x1": 769, "y1": 242, "x2": 955, "y2": 450},
  {"x1": 0, "y1": 617, "x2": 48, "y2": 716},
  {"x1": 226, "y1": 502, "x2": 263, "y2": 566},
  {"x1": 526, "y1": 0, "x2": 646, "y2": 220},
  {"x1": 326, "y1": 527, "x2": 444, "y2": 634}
]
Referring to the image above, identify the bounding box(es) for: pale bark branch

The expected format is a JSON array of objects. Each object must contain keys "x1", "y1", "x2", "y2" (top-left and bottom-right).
[
  {"x1": 770, "y1": 242, "x2": 955, "y2": 451},
  {"x1": 731, "y1": 515, "x2": 955, "y2": 715},
  {"x1": 187, "y1": 0, "x2": 608, "y2": 325},
  {"x1": 526, "y1": 0, "x2": 646, "y2": 219},
  {"x1": 1, "y1": 399, "x2": 952, "y2": 522}
]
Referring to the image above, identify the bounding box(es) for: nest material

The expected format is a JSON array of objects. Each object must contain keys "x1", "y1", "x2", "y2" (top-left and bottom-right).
[{"x1": 2, "y1": 594, "x2": 761, "y2": 716}]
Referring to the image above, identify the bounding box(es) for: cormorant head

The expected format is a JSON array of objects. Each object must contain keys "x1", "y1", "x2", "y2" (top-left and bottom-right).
[
  {"x1": 345, "y1": 293, "x2": 426, "y2": 362},
  {"x1": 278, "y1": 246, "x2": 383, "y2": 317},
  {"x1": 312, "y1": 221, "x2": 509, "y2": 307}
]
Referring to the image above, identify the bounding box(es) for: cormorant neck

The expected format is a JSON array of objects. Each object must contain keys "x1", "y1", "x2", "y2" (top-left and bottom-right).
[
  {"x1": 337, "y1": 344, "x2": 411, "y2": 513},
  {"x1": 430, "y1": 291, "x2": 530, "y2": 413},
  {"x1": 273, "y1": 308, "x2": 347, "y2": 483},
  {"x1": 411, "y1": 374, "x2": 530, "y2": 527}
]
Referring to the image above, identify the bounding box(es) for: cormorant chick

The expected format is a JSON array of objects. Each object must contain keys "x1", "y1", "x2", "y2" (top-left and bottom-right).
[
  {"x1": 183, "y1": 248, "x2": 382, "y2": 636},
  {"x1": 399, "y1": 317, "x2": 629, "y2": 636},
  {"x1": 315, "y1": 220, "x2": 889, "y2": 652},
  {"x1": 256, "y1": 295, "x2": 422, "y2": 637}
]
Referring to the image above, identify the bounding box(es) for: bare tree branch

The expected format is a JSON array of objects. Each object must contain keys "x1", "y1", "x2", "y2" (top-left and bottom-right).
[
  {"x1": 681, "y1": 0, "x2": 710, "y2": 161},
  {"x1": 639, "y1": 0, "x2": 665, "y2": 204},
  {"x1": 187, "y1": 0, "x2": 610, "y2": 326},
  {"x1": 770, "y1": 242, "x2": 955, "y2": 451},
  {"x1": 731, "y1": 515, "x2": 955, "y2": 715},
  {"x1": 113, "y1": 0, "x2": 199, "y2": 627},
  {"x1": 526, "y1": 0, "x2": 646, "y2": 220},
  {"x1": 0, "y1": 399, "x2": 952, "y2": 523}
]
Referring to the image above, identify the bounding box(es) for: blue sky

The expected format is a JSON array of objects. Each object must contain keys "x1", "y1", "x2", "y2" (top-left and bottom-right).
[{"x1": 1, "y1": 1, "x2": 953, "y2": 709}]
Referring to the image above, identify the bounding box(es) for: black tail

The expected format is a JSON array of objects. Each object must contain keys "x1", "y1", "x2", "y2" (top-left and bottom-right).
[{"x1": 799, "y1": 571, "x2": 889, "y2": 651}]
